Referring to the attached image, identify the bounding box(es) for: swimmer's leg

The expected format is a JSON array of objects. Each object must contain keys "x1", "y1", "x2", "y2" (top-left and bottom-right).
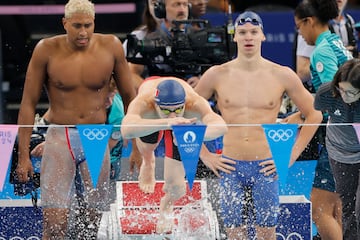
[
  {"x1": 136, "y1": 138, "x2": 159, "y2": 193},
  {"x1": 41, "y1": 127, "x2": 78, "y2": 239},
  {"x1": 156, "y1": 157, "x2": 186, "y2": 233},
  {"x1": 73, "y1": 151, "x2": 110, "y2": 239},
  {"x1": 64, "y1": 166, "x2": 96, "y2": 240},
  {"x1": 42, "y1": 208, "x2": 69, "y2": 239}
]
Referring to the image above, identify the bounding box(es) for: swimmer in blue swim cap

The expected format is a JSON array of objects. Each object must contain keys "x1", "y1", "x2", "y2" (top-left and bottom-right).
[
  {"x1": 121, "y1": 76, "x2": 228, "y2": 233},
  {"x1": 154, "y1": 79, "x2": 186, "y2": 117},
  {"x1": 155, "y1": 79, "x2": 186, "y2": 106},
  {"x1": 234, "y1": 11, "x2": 264, "y2": 30}
]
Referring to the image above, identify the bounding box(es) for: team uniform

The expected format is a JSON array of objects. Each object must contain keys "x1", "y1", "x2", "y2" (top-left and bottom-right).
[
  {"x1": 315, "y1": 82, "x2": 360, "y2": 239},
  {"x1": 310, "y1": 30, "x2": 352, "y2": 192}
]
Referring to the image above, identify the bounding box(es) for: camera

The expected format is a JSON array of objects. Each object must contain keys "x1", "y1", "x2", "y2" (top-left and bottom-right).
[{"x1": 126, "y1": 19, "x2": 236, "y2": 76}]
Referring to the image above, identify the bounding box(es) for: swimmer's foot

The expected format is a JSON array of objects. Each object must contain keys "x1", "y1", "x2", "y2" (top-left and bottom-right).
[
  {"x1": 138, "y1": 161, "x2": 156, "y2": 193},
  {"x1": 156, "y1": 212, "x2": 174, "y2": 234}
]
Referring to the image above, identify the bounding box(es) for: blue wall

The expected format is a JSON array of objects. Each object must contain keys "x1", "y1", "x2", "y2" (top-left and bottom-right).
[{"x1": 205, "y1": 10, "x2": 360, "y2": 70}]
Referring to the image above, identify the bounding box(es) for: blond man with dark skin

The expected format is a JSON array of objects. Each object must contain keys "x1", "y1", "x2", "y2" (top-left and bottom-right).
[
  {"x1": 16, "y1": 0, "x2": 136, "y2": 239},
  {"x1": 195, "y1": 11, "x2": 323, "y2": 240}
]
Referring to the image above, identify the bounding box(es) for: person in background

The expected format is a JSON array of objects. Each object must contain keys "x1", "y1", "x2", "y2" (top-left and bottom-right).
[
  {"x1": 189, "y1": 0, "x2": 208, "y2": 19},
  {"x1": 314, "y1": 58, "x2": 360, "y2": 240},
  {"x1": 15, "y1": 0, "x2": 136, "y2": 238},
  {"x1": 121, "y1": 77, "x2": 228, "y2": 234},
  {"x1": 126, "y1": 0, "x2": 201, "y2": 87},
  {"x1": 206, "y1": 0, "x2": 233, "y2": 13},
  {"x1": 292, "y1": 0, "x2": 353, "y2": 239},
  {"x1": 195, "y1": 11, "x2": 322, "y2": 239},
  {"x1": 189, "y1": 0, "x2": 209, "y2": 29},
  {"x1": 123, "y1": 0, "x2": 161, "y2": 86},
  {"x1": 296, "y1": 0, "x2": 357, "y2": 84}
]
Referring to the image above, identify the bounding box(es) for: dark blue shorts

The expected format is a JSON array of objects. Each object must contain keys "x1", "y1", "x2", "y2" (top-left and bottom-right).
[{"x1": 219, "y1": 156, "x2": 279, "y2": 228}]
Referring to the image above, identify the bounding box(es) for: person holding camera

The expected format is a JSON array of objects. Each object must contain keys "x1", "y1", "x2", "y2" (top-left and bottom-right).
[
  {"x1": 123, "y1": 0, "x2": 161, "y2": 86},
  {"x1": 126, "y1": 0, "x2": 201, "y2": 88}
]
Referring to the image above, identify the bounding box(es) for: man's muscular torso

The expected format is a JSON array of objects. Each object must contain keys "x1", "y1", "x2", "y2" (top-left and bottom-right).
[{"x1": 44, "y1": 34, "x2": 116, "y2": 124}]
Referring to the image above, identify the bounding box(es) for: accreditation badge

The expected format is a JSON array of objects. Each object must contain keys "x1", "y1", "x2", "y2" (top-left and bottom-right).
[{"x1": 316, "y1": 61, "x2": 324, "y2": 73}]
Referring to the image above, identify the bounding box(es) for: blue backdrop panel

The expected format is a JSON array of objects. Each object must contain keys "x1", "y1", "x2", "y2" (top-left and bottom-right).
[{"x1": 0, "y1": 204, "x2": 42, "y2": 239}]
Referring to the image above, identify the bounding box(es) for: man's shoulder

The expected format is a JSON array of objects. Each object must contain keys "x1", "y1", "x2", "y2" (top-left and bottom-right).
[
  {"x1": 41, "y1": 34, "x2": 65, "y2": 44},
  {"x1": 265, "y1": 60, "x2": 299, "y2": 81},
  {"x1": 210, "y1": 60, "x2": 233, "y2": 71},
  {"x1": 36, "y1": 35, "x2": 65, "y2": 51},
  {"x1": 264, "y1": 58, "x2": 291, "y2": 71}
]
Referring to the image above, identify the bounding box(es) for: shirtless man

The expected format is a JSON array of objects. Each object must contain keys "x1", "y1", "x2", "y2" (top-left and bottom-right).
[
  {"x1": 121, "y1": 76, "x2": 227, "y2": 233},
  {"x1": 195, "y1": 11, "x2": 323, "y2": 240},
  {"x1": 16, "y1": 0, "x2": 136, "y2": 239}
]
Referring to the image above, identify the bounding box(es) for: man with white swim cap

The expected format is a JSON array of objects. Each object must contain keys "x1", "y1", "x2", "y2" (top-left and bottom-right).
[
  {"x1": 195, "y1": 10, "x2": 322, "y2": 240},
  {"x1": 122, "y1": 76, "x2": 227, "y2": 233}
]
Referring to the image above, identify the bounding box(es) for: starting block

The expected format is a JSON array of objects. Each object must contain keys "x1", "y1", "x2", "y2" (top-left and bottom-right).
[{"x1": 116, "y1": 180, "x2": 220, "y2": 239}]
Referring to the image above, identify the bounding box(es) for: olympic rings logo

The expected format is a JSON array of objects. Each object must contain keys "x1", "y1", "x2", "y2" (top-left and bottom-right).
[
  {"x1": 250, "y1": 232, "x2": 304, "y2": 240},
  {"x1": 82, "y1": 128, "x2": 109, "y2": 141},
  {"x1": 276, "y1": 232, "x2": 304, "y2": 240},
  {"x1": 184, "y1": 147, "x2": 196, "y2": 153},
  {"x1": 267, "y1": 129, "x2": 294, "y2": 142}
]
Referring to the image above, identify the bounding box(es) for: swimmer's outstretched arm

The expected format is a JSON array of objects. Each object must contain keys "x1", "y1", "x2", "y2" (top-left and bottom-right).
[
  {"x1": 121, "y1": 96, "x2": 197, "y2": 139},
  {"x1": 122, "y1": 114, "x2": 198, "y2": 139}
]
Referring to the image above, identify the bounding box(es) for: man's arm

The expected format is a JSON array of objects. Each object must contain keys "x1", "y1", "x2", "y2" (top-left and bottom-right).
[
  {"x1": 16, "y1": 40, "x2": 48, "y2": 182},
  {"x1": 112, "y1": 35, "x2": 136, "y2": 113},
  {"x1": 121, "y1": 97, "x2": 197, "y2": 139},
  {"x1": 194, "y1": 65, "x2": 218, "y2": 100},
  {"x1": 296, "y1": 55, "x2": 311, "y2": 83},
  {"x1": 196, "y1": 95, "x2": 227, "y2": 141},
  {"x1": 283, "y1": 68, "x2": 323, "y2": 166}
]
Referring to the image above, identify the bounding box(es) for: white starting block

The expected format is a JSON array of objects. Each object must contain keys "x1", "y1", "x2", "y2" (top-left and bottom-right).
[{"x1": 115, "y1": 180, "x2": 220, "y2": 239}]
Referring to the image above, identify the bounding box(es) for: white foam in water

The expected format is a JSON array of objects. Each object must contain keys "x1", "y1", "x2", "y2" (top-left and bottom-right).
[{"x1": 173, "y1": 200, "x2": 215, "y2": 240}]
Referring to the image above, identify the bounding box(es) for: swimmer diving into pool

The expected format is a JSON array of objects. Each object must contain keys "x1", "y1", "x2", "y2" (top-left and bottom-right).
[{"x1": 121, "y1": 76, "x2": 228, "y2": 233}]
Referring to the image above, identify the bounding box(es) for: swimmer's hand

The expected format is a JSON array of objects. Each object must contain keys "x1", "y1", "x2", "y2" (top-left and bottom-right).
[
  {"x1": 259, "y1": 159, "x2": 277, "y2": 177},
  {"x1": 281, "y1": 111, "x2": 304, "y2": 125},
  {"x1": 16, "y1": 157, "x2": 34, "y2": 183},
  {"x1": 167, "y1": 117, "x2": 197, "y2": 127},
  {"x1": 129, "y1": 139, "x2": 142, "y2": 174},
  {"x1": 200, "y1": 152, "x2": 236, "y2": 178},
  {"x1": 31, "y1": 141, "x2": 45, "y2": 157}
]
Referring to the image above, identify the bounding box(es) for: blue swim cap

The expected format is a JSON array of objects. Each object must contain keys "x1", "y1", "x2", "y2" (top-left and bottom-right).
[
  {"x1": 234, "y1": 11, "x2": 263, "y2": 30},
  {"x1": 154, "y1": 80, "x2": 186, "y2": 106}
]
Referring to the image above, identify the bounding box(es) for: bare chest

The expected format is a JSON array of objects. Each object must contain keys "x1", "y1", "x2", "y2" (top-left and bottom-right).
[
  {"x1": 47, "y1": 50, "x2": 114, "y2": 91},
  {"x1": 216, "y1": 73, "x2": 284, "y2": 111}
]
